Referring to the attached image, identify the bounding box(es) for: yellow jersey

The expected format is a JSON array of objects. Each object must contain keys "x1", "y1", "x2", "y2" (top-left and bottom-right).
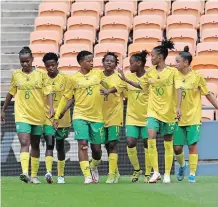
[
  {"x1": 116, "y1": 72, "x2": 149, "y2": 126},
  {"x1": 44, "y1": 72, "x2": 71, "y2": 128},
  {"x1": 101, "y1": 72, "x2": 124, "y2": 127},
  {"x1": 9, "y1": 68, "x2": 51, "y2": 125},
  {"x1": 141, "y1": 66, "x2": 179, "y2": 123},
  {"x1": 65, "y1": 68, "x2": 104, "y2": 122},
  {"x1": 175, "y1": 70, "x2": 209, "y2": 126}
]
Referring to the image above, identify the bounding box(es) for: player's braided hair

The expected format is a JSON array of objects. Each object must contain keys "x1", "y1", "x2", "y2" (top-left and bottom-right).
[
  {"x1": 153, "y1": 38, "x2": 175, "y2": 60},
  {"x1": 179, "y1": 46, "x2": 193, "y2": 65},
  {"x1": 77, "y1": 50, "x2": 93, "y2": 64},
  {"x1": 131, "y1": 50, "x2": 148, "y2": 67},
  {"x1": 43, "y1": 52, "x2": 58, "y2": 63},
  {"x1": 102, "y1": 52, "x2": 119, "y2": 66},
  {"x1": 19, "y1": 46, "x2": 32, "y2": 57}
]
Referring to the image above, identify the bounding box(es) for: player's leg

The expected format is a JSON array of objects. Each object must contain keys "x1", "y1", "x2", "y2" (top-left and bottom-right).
[
  {"x1": 106, "y1": 126, "x2": 120, "y2": 184},
  {"x1": 74, "y1": 119, "x2": 92, "y2": 184},
  {"x1": 126, "y1": 125, "x2": 142, "y2": 182},
  {"x1": 162, "y1": 122, "x2": 177, "y2": 184},
  {"x1": 56, "y1": 127, "x2": 70, "y2": 184},
  {"x1": 147, "y1": 118, "x2": 161, "y2": 183},
  {"x1": 174, "y1": 126, "x2": 187, "y2": 181},
  {"x1": 16, "y1": 122, "x2": 31, "y2": 183},
  {"x1": 142, "y1": 126, "x2": 152, "y2": 183},
  {"x1": 43, "y1": 125, "x2": 55, "y2": 184},
  {"x1": 90, "y1": 122, "x2": 104, "y2": 183},
  {"x1": 187, "y1": 125, "x2": 201, "y2": 183}
]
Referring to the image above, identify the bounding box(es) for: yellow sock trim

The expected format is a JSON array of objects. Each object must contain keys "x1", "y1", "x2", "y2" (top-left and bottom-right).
[
  {"x1": 127, "y1": 146, "x2": 140, "y2": 171},
  {"x1": 175, "y1": 152, "x2": 185, "y2": 167},
  {"x1": 45, "y1": 156, "x2": 53, "y2": 173},
  {"x1": 80, "y1": 161, "x2": 91, "y2": 177},
  {"x1": 58, "y1": 160, "x2": 65, "y2": 177},
  {"x1": 189, "y1": 154, "x2": 198, "y2": 176},
  {"x1": 20, "y1": 152, "x2": 29, "y2": 174},
  {"x1": 31, "y1": 157, "x2": 39, "y2": 177},
  {"x1": 109, "y1": 153, "x2": 118, "y2": 175},
  {"x1": 145, "y1": 148, "x2": 152, "y2": 176},
  {"x1": 90, "y1": 159, "x2": 101, "y2": 169},
  {"x1": 148, "y1": 139, "x2": 159, "y2": 173},
  {"x1": 164, "y1": 140, "x2": 173, "y2": 176}
]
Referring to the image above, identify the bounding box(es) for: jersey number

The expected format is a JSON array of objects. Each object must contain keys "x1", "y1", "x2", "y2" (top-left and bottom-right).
[
  {"x1": 86, "y1": 86, "x2": 93, "y2": 96},
  {"x1": 156, "y1": 87, "x2": 164, "y2": 96},
  {"x1": 25, "y1": 90, "x2": 30, "y2": 99},
  {"x1": 52, "y1": 93, "x2": 58, "y2": 101},
  {"x1": 136, "y1": 91, "x2": 140, "y2": 100}
]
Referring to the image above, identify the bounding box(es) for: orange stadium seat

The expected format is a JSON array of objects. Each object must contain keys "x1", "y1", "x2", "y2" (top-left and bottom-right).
[
  {"x1": 128, "y1": 43, "x2": 158, "y2": 57},
  {"x1": 60, "y1": 44, "x2": 90, "y2": 57},
  {"x1": 71, "y1": 2, "x2": 102, "y2": 23},
  {"x1": 58, "y1": 57, "x2": 80, "y2": 73},
  {"x1": 109, "y1": 0, "x2": 137, "y2": 14},
  {"x1": 67, "y1": 16, "x2": 98, "y2": 41},
  {"x1": 100, "y1": 16, "x2": 132, "y2": 31},
  {"x1": 38, "y1": 2, "x2": 69, "y2": 24},
  {"x1": 201, "y1": 28, "x2": 218, "y2": 42},
  {"x1": 172, "y1": 1, "x2": 201, "y2": 25},
  {"x1": 191, "y1": 56, "x2": 218, "y2": 70},
  {"x1": 165, "y1": 56, "x2": 176, "y2": 67},
  {"x1": 205, "y1": 1, "x2": 218, "y2": 15},
  {"x1": 200, "y1": 15, "x2": 218, "y2": 36},
  {"x1": 176, "y1": 0, "x2": 205, "y2": 14},
  {"x1": 98, "y1": 30, "x2": 129, "y2": 52},
  {"x1": 202, "y1": 110, "x2": 215, "y2": 120},
  {"x1": 94, "y1": 43, "x2": 125, "y2": 65},
  {"x1": 93, "y1": 57, "x2": 104, "y2": 69},
  {"x1": 133, "y1": 15, "x2": 164, "y2": 31},
  {"x1": 34, "y1": 16, "x2": 66, "y2": 41},
  {"x1": 105, "y1": 2, "x2": 135, "y2": 21},
  {"x1": 142, "y1": 0, "x2": 171, "y2": 11},
  {"x1": 29, "y1": 44, "x2": 58, "y2": 58},
  {"x1": 167, "y1": 15, "x2": 197, "y2": 31},
  {"x1": 43, "y1": 0, "x2": 72, "y2": 11},
  {"x1": 33, "y1": 57, "x2": 46, "y2": 70},
  {"x1": 123, "y1": 56, "x2": 152, "y2": 71},
  {"x1": 167, "y1": 29, "x2": 197, "y2": 51},
  {"x1": 30, "y1": 31, "x2": 60, "y2": 50},
  {"x1": 64, "y1": 30, "x2": 94, "y2": 52},
  {"x1": 133, "y1": 29, "x2": 162, "y2": 44},
  {"x1": 198, "y1": 69, "x2": 218, "y2": 85},
  {"x1": 197, "y1": 42, "x2": 218, "y2": 56},
  {"x1": 138, "y1": 1, "x2": 169, "y2": 27},
  {"x1": 75, "y1": 0, "x2": 104, "y2": 11},
  {"x1": 168, "y1": 42, "x2": 194, "y2": 56}
]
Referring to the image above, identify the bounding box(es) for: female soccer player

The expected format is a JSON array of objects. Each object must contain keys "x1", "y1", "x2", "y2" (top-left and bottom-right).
[
  {"x1": 42, "y1": 53, "x2": 72, "y2": 184},
  {"x1": 118, "y1": 39, "x2": 182, "y2": 184},
  {"x1": 101, "y1": 51, "x2": 153, "y2": 183},
  {"x1": 100, "y1": 52, "x2": 122, "y2": 184},
  {"x1": 53, "y1": 51, "x2": 105, "y2": 184},
  {"x1": 174, "y1": 46, "x2": 218, "y2": 183},
  {"x1": 1, "y1": 47, "x2": 54, "y2": 184}
]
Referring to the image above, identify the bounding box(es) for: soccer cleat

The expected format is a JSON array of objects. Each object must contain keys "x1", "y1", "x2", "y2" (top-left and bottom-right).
[
  {"x1": 131, "y1": 170, "x2": 142, "y2": 183},
  {"x1": 19, "y1": 173, "x2": 30, "y2": 183},
  {"x1": 188, "y1": 174, "x2": 196, "y2": 183},
  {"x1": 144, "y1": 175, "x2": 150, "y2": 183},
  {"x1": 84, "y1": 176, "x2": 93, "y2": 184},
  {"x1": 148, "y1": 172, "x2": 161, "y2": 183},
  {"x1": 57, "y1": 176, "x2": 65, "y2": 184},
  {"x1": 106, "y1": 174, "x2": 115, "y2": 184},
  {"x1": 114, "y1": 172, "x2": 120, "y2": 184},
  {"x1": 30, "y1": 177, "x2": 41, "y2": 184},
  {"x1": 90, "y1": 167, "x2": 99, "y2": 183},
  {"x1": 45, "y1": 172, "x2": 53, "y2": 184},
  {"x1": 177, "y1": 162, "x2": 187, "y2": 181},
  {"x1": 163, "y1": 174, "x2": 171, "y2": 184}
]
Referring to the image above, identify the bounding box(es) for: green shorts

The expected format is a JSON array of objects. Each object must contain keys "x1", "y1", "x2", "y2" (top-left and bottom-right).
[
  {"x1": 126, "y1": 125, "x2": 148, "y2": 139},
  {"x1": 147, "y1": 117, "x2": 177, "y2": 136},
  {"x1": 173, "y1": 125, "x2": 201, "y2": 146},
  {"x1": 73, "y1": 119, "x2": 105, "y2": 144},
  {"x1": 43, "y1": 125, "x2": 70, "y2": 140},
  {"x1": 104, "y1": 126, "x2": 120, "y2": 144},
  {"x1": 16, "y1": 122, "x2": 43, "y2": 135}
]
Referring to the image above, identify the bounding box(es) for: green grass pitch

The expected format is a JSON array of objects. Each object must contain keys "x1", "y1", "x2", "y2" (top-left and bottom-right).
[{"x1": 2, "y1": 176, "x2": 218, "y2": 207}]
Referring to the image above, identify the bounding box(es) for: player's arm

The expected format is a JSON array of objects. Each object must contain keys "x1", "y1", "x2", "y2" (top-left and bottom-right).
[
  {"x1": 59, "y1": 97, "x2": 74, "y2": 119},
  {"x1": 47, "y1": 94, "x2": 55, "y2": 118},
  {"x1": 206, "y1": 93, "x2": 218, "y2": 109}
]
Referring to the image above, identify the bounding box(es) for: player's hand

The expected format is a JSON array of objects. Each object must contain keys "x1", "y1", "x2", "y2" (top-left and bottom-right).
[
  {"x1": 100, "y1": 89, "x2": 109, "y2": 96},
  {"x1": 49, "y1": 107, "x2": 55, "y2": 119},
  {"x1": 176, "y1": 107, "x2": 182, "y2": 121},
  {"x1": 53, "y1": 119, "x2": 59, "y2": 130},
  {"x1": 117, "y1": 67, "x2": 126, "y2": 82},
  {"x1": 1, "y1": 110, "x2": 5, "y2": 124}
]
